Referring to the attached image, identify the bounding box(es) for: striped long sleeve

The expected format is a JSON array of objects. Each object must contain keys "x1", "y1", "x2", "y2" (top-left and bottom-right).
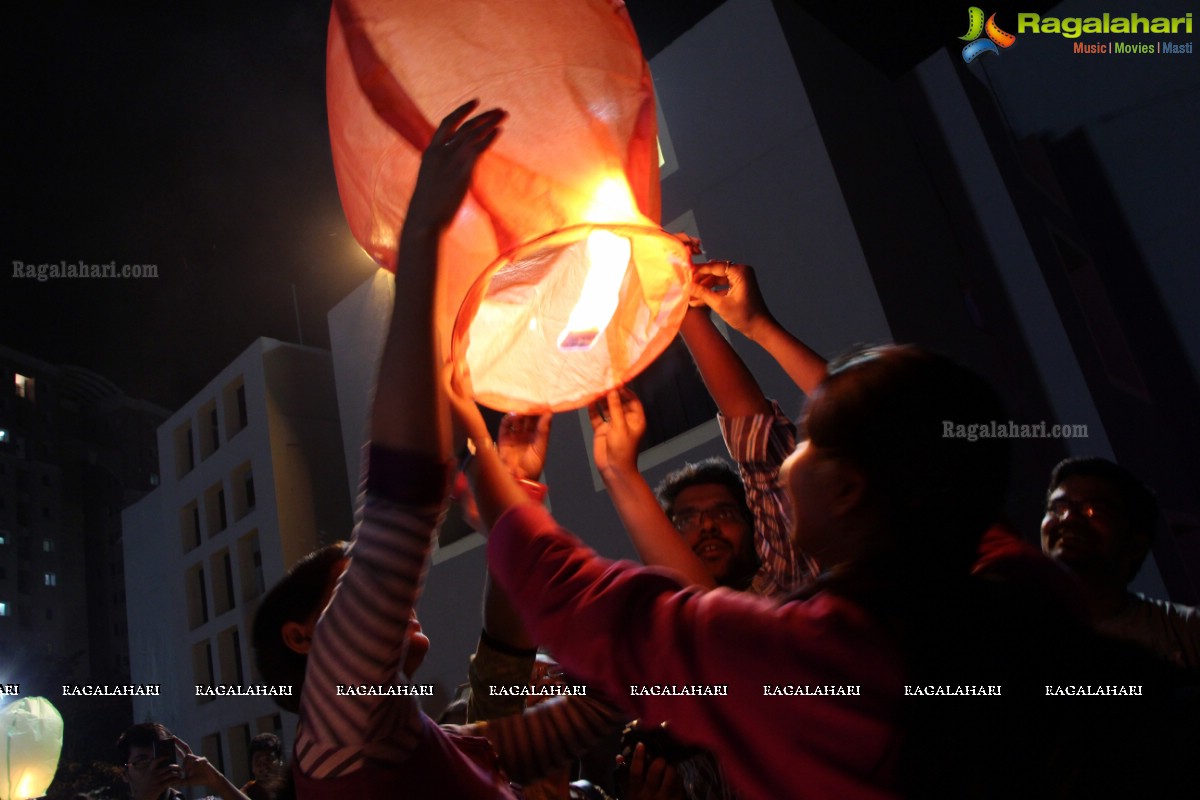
[
  {"x1": 296, "y1": 446, "x2": 621, "y2": 789},
  {"x1": 719, "y1": 401, "x2": 819, "y2": 597}
]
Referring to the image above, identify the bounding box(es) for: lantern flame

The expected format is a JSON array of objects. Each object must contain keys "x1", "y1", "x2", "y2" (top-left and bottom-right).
[
  {"x1": 581, "y1": 177, "x2": 640, "y2": 224},
  {"x1": 557, "y1": 229, "x2": 632, "y2": 351},
  {"x1": 16, "y1": 774, "x2": 38, "y2": 800}
]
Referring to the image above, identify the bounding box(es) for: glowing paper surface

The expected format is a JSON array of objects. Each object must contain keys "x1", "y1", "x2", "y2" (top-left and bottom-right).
[{"x1": 327, "y1": 0, "x2": 690, "y2": 411}]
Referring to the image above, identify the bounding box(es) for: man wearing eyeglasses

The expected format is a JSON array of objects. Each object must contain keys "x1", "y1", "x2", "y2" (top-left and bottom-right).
[
  {"x1": 654, "y1": 460, "x2": 762, "y2": 592},
  {"x1": 1041, "y1": 456, "x2": 1200, "y2": 668},
  {"x1": 118, "y1": 722, "x2": 250, "y2": 800},
  {"x1": 590, "y1": 258, "x2": 824, "y2": 602}
]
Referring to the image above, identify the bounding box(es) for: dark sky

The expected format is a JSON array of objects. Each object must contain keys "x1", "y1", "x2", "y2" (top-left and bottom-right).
[{"x1": 2, "y1": 1, "x2": 723, "y2": 410}]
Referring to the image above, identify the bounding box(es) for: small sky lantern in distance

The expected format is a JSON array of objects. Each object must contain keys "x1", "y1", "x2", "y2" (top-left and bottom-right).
[
  {"x1": 327, "y1": 0, "x2": 691, "y2": 412},
  {"x1": 0, "y1": 697, "x2": 64, "y2": 800}
]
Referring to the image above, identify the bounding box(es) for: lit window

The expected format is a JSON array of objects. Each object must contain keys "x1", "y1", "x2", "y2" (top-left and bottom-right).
[
  {"x1": 42, "y1": 539, "x2": 54, "y2": 553},
  {"x1": 0, "y1": 532, "x2": 7, "y2": 545},
  {"x1": 44, "y1": 572, "x2": 57, "y2": 587},
  {"x1": 0, "y1": 429, "x2": 8, "y2": 443},
  {"x1": 14, "y1": 374, "x2": 35, "y2": 401},
  {"x1": 0, "y1": 602, "x2": 8, "y2": 616}
]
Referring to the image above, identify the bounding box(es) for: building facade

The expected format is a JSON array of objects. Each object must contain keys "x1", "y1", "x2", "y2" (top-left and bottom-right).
[{"x1": 122, "y1": 338, "x2": 350, "y2": 785}]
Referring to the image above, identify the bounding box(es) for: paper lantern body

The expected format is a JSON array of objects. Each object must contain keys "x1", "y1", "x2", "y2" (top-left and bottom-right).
[
  {"x1": 327, "y1": 0, "x2": 690, "y2": 412},
  {"x1": 0, "y1": 697, "x2": 64, "y2": 800}
]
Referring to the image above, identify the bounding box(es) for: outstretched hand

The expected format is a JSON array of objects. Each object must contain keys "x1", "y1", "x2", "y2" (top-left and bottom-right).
[
  {"x1": 689, "y1": 260, "x2": 773, "y2": 338},
  {"x1": 498, "y1": 413, "x2": 553, "y2": 481},
  {"x1": 405, "y1": 100, "x2": 506, "y2": 235},
  {"x1": 588, "y1": 387, "x2": 646, "y2": 477}
]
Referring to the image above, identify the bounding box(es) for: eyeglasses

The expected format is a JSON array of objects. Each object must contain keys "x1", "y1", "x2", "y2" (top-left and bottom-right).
[
  {"x1": 671, "y1": 505, "x2": 744, "y2": 533},
  {"x1": 1045, "y1": 497, "x2": 1116, "y2": 523}
]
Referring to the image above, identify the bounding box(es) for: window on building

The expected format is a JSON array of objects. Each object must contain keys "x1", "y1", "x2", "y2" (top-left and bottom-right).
[
  {"x1": 232, "y1": 462, "x2": 256, "y2": 520},
  {"x1": 181, "y1": 501, "x2": 201, "y2": 553},
  {"x1": 0, "y1": 428, "x2": 8, "y2": 444},
  {"x1": 204, "y1": 483, "x2": 227, "y2": 538},
  {"x1": 201, "y1": 732, "x2": 224, "y2": 775},
  {"x1": 192, "y1": 639, "x2": 215, "y2": 700},
  {"x1": 199, "y1": 401, "x2": 220, "y2": 460},
  {"x1": 174, "y1": 422, "x2": 195, "y2": 478},
  {"x1": 232, "y1": 629, "x2": 245, "y2": 685},
  {"x1": 14, "y1": 374, "x2": 35, "y2": 401},
  {"x1": 210, "y1": 549, "x2": 236, "y2": 616},
  {"x1": 43, "y1": 572, "x2": 56, "y2": 587},
  {"x1": 222, "y1": 378, "x2": 249, "y2": 440},
  {"x1": 236, "y1": 385, "x2": 248, "y2": 429},
  {"x1": 42, "y1": 539, "x2": 53, "y2": 553},
  {"x1": 238, "y1": 530, "x2": 265, "y2": 601},
  {"x1": 186, "y1": 564, "x2": 209, "y2": 629},
  {"x1": 0, "y1": 602, "x2": 8, "y2": 616},
  {"x1": 253, "y1": 545, "x2": 264, "y2": 596}
]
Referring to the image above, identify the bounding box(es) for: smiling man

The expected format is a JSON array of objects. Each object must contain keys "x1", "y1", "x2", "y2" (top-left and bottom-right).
[{"x1": 1041, "y1": 456, "x2": 1200, "y2": 668}]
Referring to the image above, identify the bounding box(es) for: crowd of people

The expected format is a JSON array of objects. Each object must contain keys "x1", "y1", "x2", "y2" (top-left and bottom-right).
[{"x1": 115, "y1": 103, "x2": 1198, "y2": 800}]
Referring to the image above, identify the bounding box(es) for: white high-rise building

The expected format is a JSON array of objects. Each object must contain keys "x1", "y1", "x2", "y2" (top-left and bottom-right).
[{"x1": 123, "y1": 338, "x2": 350, "y2": 785}]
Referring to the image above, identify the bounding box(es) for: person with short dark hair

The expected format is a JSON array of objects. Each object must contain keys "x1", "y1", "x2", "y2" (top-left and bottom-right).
[
  {"x1": 117, "y1": 722, "x2": 249, "y2": 800},
  {"x1": 1042, "y1": 456, "x2": 1200, "y2": 667},
  {"x1": 251, "y1": 544, "x2": 348, "y2": 715},
  {"x1": 240, "y1": 732, "x2": 285, "y2": 800}
]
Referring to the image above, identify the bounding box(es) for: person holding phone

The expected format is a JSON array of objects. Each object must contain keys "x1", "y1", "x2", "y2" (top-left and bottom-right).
[{"x1": 118, "y1": 722, "x2": 250, "y2": 800}]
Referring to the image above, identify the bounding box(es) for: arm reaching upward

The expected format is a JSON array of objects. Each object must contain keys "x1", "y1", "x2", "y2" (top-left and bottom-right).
[
  {"x1": 297, "y1": 101, "x2": 505, "y2": 780},
  {"x1": 689, "y1": 260, "x2": 826, "y2": 396},
  {"x1": 590, "y1": 388, "x2": 715, "y2": 588}
]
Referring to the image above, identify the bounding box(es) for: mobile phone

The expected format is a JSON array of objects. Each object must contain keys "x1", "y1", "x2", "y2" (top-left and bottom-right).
[{"x1": 153, "y1": 738, "x2": 177, "y2": 767}]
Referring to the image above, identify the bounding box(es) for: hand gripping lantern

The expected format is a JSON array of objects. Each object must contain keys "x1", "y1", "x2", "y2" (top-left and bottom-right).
[{"x1": 327, "y1": 0, "x2": 690, "y2": 412}]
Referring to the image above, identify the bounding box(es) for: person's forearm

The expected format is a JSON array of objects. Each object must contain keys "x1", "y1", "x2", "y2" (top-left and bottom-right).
[
  {"x1": 739, "y1": 315, "x2": 826, "y2": 396},
  {"x1": 601, "y1": 467, "x2": 715, "y2": 589},
  {"x1": 679, "y1": 309, "x2": 770, "y2": 418},
  {"x1": 370, "y1": 227, "x2": 450, "y2": 458},
  {"x1": 208, "y1": 770, "x2": 253, "y2": 800},
  {"x1": 472, "y1": 443, "x2": 534, "y2": 532}
]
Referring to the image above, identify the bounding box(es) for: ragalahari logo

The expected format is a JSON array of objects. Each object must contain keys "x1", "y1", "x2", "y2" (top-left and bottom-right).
[{"x1": 960, "y1": 7, "x2": 1016, "y2": 62}]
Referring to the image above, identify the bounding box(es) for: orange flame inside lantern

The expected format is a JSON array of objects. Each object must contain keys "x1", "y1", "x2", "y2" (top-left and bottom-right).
[{"x1": 327, "y1": 0, "x2": 690, "y2": 412}]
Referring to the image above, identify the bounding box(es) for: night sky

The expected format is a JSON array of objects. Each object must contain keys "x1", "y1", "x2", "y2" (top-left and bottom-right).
[{"x1": 2, "y1": 1, "x2": 724, "y2": 410}]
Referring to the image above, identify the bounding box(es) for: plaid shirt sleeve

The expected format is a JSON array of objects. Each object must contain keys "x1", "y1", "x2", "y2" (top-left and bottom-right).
[{"x1": 719, "y1": 401, "x2": 819, "y2": 598}]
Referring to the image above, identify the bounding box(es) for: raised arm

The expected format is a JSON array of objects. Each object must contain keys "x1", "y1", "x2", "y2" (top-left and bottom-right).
[
  {"x1": 590, "y1": 388, "x2": 715, "y2": 589},
  {"x1": 689, "y1": 261, "x2": 826, "y2": 396},
  {"x1": 468, "y1": 413, "x2": 552, "y2": 723},
  {"x1": 297, "y1": 101, "x2": 505, "y2": 779},
  {"x1": 372, "y1": 101, "x2": 505, "y2": 455}
]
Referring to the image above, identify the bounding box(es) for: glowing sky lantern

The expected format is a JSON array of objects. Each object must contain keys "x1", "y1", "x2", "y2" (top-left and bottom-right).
[
  {"x1": 327, "y1": 0, "x2": 690, "y2": 412},
  {"x1": 0, "y1": 697, "x2": 64, "y2": 800}
]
